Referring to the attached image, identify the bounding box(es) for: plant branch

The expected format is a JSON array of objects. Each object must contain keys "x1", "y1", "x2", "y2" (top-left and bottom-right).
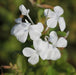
[
  {"x1": 0, "y1": 66, "x2": 11, "y2": 69},
  {"x1": 42, "y1": 27, "x2": 50, "y2": 34},
  {"x1": 29, "y1": 0, "x2": 54, "y2": 9},
  {"x1": 37, "y1": 4, "x2": 54, "y2": 9}
]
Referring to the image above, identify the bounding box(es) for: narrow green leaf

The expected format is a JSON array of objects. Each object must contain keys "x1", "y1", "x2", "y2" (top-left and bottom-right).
[{"x1": 57, "y1": 31, "x2": 66, "y2": 37}]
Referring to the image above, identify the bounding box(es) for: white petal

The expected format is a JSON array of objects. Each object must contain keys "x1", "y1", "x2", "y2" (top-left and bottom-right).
[
  {"x1": 28, "y1": 53, "x2": 39, "y2": 65},
  {"x1": 33, "y1": 39, "x2": 49, "y2": 60},
  {"x1": 11, "y1": 23, "x2": 29, "y2": 43},
  {"x1": 33, "y1": 39, "x2": 41, "y2": 50},
  {"x1": 47, "y1": 45, "x2": 61, "y2": 60},
  {"x1": 15, "y1": 18, "x2": 22, "y2": 23},
  {"x1": 33, "y1": 39, "x2": 48, "y2": 51},
  {"x1": 54, "y1": 6, "x2": 64, "y2": 16},
  {"x1": 56, "y1": 37, "x2": 67, "y2": 48},
  {"x1": 19, "y1": 4, "x2": 30, "y2": 15},
  {"x1": 29, "y1": 30, "x2": 41, "y2": 40},
  {"x1": 22, "y1": 47, "x2": 36, "y2": 57},
  {"x1": 44, "y1": 9, "x2": 50, "y2": 16},
  {"x1": 49, "y1": 31, "x2": 58, "y2": 44},
  {"x1": 32, "y1": 23, "x2": 44, "y2": 32},
  {"x1": 29, "y1": 23, "x2": 43, "y2": 40},
  {"x1": 44, "y1": 9, "x2": 56, "y2": 18},
  {"x1": 16, "y1": 30, "x2": 28, "y2": 43},
  {"x1": 47, "y1": 18, "x2": 57, "y2": 28},
  {"x1": 58, "y1": 17, "x2": 66, "y2": 31},
  {"x1": 38, "y1": 22, "x2": 44, "y2": 32}
]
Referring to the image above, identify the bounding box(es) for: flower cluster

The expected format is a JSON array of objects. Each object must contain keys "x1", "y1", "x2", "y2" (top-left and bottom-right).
[{"x1": 11, "y1": 4, "x2": 68, "y2": 65}]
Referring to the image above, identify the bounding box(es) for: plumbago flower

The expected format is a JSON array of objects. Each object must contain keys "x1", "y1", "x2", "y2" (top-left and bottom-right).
[
  {"x1": 11, "y1": 4, "x2": 43, "y2": 43},
  {"x1": 22, "y1": 39, "x2": 48, "y2": 65},
  {"x1": 23, "y1": 38, "x2": 61, "y2": 65},
  {"x1": 11, "y1": 18, "x2": 44, "y2": 43},
  {"x1": 11, "y1": 4, "x2": 68, "y2": 65},
  {"x1": 44, "y1": 6, "x2": 66, "y2": 31},
  {"x1": 48, "y1": 31, "x2": 67, "y2": 50}
]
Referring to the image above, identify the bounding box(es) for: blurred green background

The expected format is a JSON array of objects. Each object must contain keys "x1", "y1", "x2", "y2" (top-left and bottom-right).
[{"x1": 0, "y1": 0, "x2": 76, "y2": 75}]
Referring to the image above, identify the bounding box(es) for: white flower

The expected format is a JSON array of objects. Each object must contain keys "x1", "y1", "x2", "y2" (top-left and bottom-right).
[
  {"x1": 22, "y1": 38, "x2": 61, "y2": 65},
  {"x1": 19, "y1": 4, "x2": 30, "y2": 16},
  {"x1": 49, "y1": 31, "x2": 67, "y2": 49},
  {"x1": 22, "y1": 38, "x2": 48, "y2": 65},
  {"x1": 22, "y1": 47, "x2": 39, "y2": 65},
  {"x1": 22, "y1": 39, "x2": 48, "y2": 65},
  {"x1": 44, "y1": 6, "x2": 66, "y2": 31},
  {"x1": 22, "y1": 38, "x2": 60, "y2": 65},
  {"x1": 47, "y1": 31, "x2": 68, "y2": 60},
  {"x1": 33, "y1": 39, "x2": 61, "y2": 60},
  {"x1": 11, "y1": 20, "x2": 44, "y2": 43}
]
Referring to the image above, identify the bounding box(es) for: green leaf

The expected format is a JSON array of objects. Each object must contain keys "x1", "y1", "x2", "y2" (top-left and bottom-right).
[
  {"x1": 47, "y1": 66, "x2": 59, "y2": 75},
  {"x1": 65, "y1": 63, "x2": 75, "y2": 75},
  {"x1": 3, "y1": 36, "x2": 21, "y2": 52},
  {"x1": 16, "y1": 54, "x2": 27, "y2": 75},
  {"x1": 36, "y1": 67, "x2": 47, "y2": 75},
  {"x1": 73, "y1": 72, "x2": 76, "y2": 75},
  {"x1": 39, "y1": 59, "x2": 49, "y2": 66},
  {"x1": 57, "y1": 31, "x2": 66, "y2": 37},
  {"x1": 36, "y1": 69, "x2": 43, "y2": 75},
  {"x1": 56, "y1": 49, "x2": 68, "y2": 64},
  {"x1": 53, "y1": 62, "x2": 75, "y2": 74},
  {"x1": 38, "y1": 9, "x2": 44, "y2": 21},
  {"x1": 14, "y1": 0, "x2": 25, "y2": 8}
]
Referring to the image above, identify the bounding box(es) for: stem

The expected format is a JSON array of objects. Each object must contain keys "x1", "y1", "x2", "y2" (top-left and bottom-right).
[
  {"x1": 29, "y1": 0, "x2": 54, "y2": 9},
  {"x1": 0, "y1": 66, "x2": 11, "y2": 69},
  {"x1": 37, "y1": 4, "x2": 54, "y2": 9},
  {"x1": 45, "y1": 26, "x2": 49, "y2": 31},
  {"x1": 27, "y1": 14, "x2": 34, "y2": 25},
  {"x1": 42, "y1": 27, "x2": 49, "y2": 34}
]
